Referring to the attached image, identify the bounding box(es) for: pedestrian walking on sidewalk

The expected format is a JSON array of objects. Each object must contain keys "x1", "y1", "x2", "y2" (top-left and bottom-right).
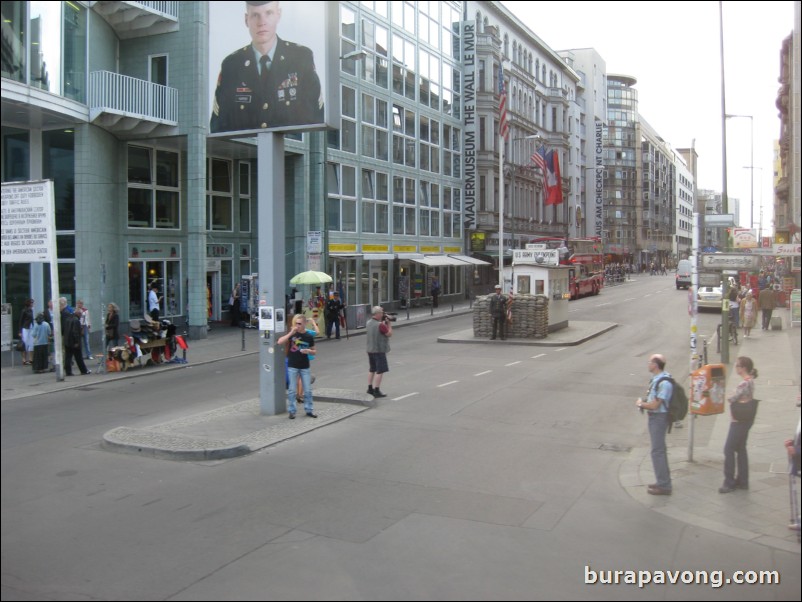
[
  {"x1": 76, "y1": 299, "x2": 92, "y2": 359},
  {"x1": 60, "y1": 299, "x2": 90, "y2": 376},
  {"x1": 758, "y1": 285, "x2": 777, "y2": 330},
  {"x1": 719, "y1": 356, "x2": 759, "y2": 494},
  {"x1": 366, "y1": 306, "x2": 392, "y2": 398},
  {"x1": 31, "y1": 312, "x2": 51, "y2": 373},
  {"x1": 740, "y1": 290, "x2": 758, "y2": 338},
  {"x1": 636, "y1": 354, "x2": 673, "y2": 495}
]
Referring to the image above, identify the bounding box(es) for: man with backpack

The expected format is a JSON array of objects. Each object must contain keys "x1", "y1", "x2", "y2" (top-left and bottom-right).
[{"x1": 636, "y1": 354, "x2": 673, "y2": 495}]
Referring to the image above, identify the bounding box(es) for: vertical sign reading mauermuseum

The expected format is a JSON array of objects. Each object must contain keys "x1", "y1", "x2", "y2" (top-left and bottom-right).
[
  {"x1": 1, "y1": 181, "x2": 55, "y2": 263},
  {"x1": 594, "y1": 121, "x2": 604, "y2": 240},
  {"x1": 462, "y1": 21, "x2": 477, "y2": 231}
]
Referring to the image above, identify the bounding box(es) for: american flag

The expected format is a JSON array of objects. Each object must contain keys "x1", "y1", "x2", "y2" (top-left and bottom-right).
[
  {"x1": 531, "y1": 145, "x2": 547, "y2": 174},
  {"x1": 498, "y1": 66, "x2": 509, "y2": 140}
]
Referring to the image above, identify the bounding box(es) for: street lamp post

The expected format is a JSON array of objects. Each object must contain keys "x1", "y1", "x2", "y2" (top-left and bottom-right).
[{"x1": 725, "y1": 113, "x2": 754, "y2": 229}]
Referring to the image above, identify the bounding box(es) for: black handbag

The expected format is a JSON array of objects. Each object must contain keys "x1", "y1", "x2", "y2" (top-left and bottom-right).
[
  {"x1": 731, "y1": 398, "x2": 759, "y2": 423},
  {"x1": 15, "y1": 340, "x2": 24, "y2": 352}
]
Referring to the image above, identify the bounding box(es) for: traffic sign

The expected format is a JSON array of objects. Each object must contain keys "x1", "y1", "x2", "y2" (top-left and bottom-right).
[{"x1": 701, "y1": 254, "x2": 760, "y2": 270}]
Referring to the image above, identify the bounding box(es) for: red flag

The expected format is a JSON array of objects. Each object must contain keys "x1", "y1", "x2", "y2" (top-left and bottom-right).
[
  {"x1": 532, "y1": 146, "x2": 563, "y2": 206},
  {"x1": 546, "y1": 150, "x2": 562, "y2": 205},
  {"x1": 498, "y1": 67, "x2": 509, "y2": 140}
]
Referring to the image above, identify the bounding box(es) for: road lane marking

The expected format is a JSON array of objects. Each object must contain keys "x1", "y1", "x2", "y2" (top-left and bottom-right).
[
  {"x1": 393, "y1": 392, "x2": 419, "y2": 401},
  {"x1": 505, "y1": 361, "x2": 522, "y2": 366},
  {"x1": 474, "y1": 370, "x2": 492, "y2": 376},
  {"x1": 437, "y1": 380, "x2": 459, "y2": 388},
  {"x1": 595, "y1": 302, "x2": 612, "y2": 307},
  {"x1": 531, "y1": 353, "x2": 546, "y2": 359}
]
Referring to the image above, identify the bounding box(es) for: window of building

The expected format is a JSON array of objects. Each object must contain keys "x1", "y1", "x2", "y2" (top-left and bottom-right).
[
  {"x1": 361, "y1": 169, "x2": 388, "y2": 235},
  {"x1": 239, "y1": 162, "x2": 251, "y2": 232},
  {"x1": 42, "y1": 129, "x2": 75, "y2": 232},
  {"x1": 391, "y1": 33, "x2": 416, "y2": 101},
  {"x1": 128, "y1": 257, "x2": 180, "y2": 319},
  {"x1": 327, "y1": 163, "x2": 357, "y2": 233},
  {"x1": 392, "y1": 105, "x2": 416, "y2": 167},
  {"x1": 2, "y1": 127, "x2": 30, "y2": 181},
  {"x1": 341, "y1": 85, "x2": 357, "y2": 153},
  {"x1": 206, "y1": 158, "x2": 232, "y2": 231},
  {"x1": 127, "y1": 145, "x2": 179, "y2": 229},
  {"x1": 149, "y1": 54, "x2": 168, "y2": 86}
]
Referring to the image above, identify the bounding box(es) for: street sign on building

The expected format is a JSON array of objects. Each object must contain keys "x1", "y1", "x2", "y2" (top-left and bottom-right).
[{"x1": 701, "y1": 254, "x2": 760, "y2": 270}]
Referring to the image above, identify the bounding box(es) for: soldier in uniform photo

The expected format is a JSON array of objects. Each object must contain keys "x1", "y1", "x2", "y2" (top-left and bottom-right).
[{"x1": 210, "y1": 1, "x2": 324, "y2": 133}]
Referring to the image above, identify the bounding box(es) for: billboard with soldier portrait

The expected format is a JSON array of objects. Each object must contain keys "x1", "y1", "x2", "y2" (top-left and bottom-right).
[{"x1": 208, "y1": 1, "x2": 338, "y2": 136}]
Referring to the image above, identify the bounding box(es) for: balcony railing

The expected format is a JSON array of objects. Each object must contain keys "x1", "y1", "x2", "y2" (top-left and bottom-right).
[
  {"x1": 90, "y1": 71, "x2": 177, "y2": 121},
  {"x1": 89, "y1": 71, "x2": 178, "y2": 136}
]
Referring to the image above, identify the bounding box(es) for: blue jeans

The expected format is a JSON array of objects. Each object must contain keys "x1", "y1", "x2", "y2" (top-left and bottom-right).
[
  {"x1": 648, "y1": 412, "x2": 672, "y2": 489},
  {"x1": 286, "y1": 366, "x2": 313, "y2": 415},
  {"x1": 82, "y1": 327, "x2": 92, "y2": 358},
  {"x1": 723, "y1": 421, "x2": 752, "y2": 488}
]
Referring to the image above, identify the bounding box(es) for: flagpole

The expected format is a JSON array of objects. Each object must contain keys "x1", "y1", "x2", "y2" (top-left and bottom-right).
[{"x1": 499, "y1": 133, "x2": 505, "y2": 290}]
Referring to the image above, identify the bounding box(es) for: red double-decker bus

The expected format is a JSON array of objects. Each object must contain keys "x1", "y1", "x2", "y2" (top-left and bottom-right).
[{"x1": 528, "y1": 237, "x2": 604, "y2": 299}]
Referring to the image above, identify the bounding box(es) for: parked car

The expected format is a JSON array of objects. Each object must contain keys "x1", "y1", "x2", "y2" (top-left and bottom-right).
[{"x1": 697, "y1": 286, "x2": 723, "y2": 310}]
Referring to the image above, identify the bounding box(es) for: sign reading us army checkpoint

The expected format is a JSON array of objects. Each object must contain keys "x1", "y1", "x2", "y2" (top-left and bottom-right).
[{"x1": 701, "y1": 254, "x2": 760, "y2": 271}]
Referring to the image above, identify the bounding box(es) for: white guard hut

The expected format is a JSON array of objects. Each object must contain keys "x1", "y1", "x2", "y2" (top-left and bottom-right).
[{"x1": 503, "y1": 248, "x2": 571, "y2": 331}]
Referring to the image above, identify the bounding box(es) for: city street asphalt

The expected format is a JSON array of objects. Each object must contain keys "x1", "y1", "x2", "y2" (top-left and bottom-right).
[{"x1": 2, "y1": 291, "x2": 800, "y2": 555}]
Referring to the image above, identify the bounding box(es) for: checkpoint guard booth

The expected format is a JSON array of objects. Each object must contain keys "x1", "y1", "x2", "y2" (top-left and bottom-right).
[{"x1": 503, "y1": 249, "x2": 571, "y2": 331}]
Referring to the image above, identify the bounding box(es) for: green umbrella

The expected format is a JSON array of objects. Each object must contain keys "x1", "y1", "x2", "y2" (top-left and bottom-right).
[{"x1": 289, "y1": 270, "x2": 333, "y2": 285}]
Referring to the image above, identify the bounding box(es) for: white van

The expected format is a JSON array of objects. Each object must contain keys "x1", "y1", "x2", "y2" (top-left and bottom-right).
[{"x1": 675, "y1": 259, "x2": 692, "y2": 290}]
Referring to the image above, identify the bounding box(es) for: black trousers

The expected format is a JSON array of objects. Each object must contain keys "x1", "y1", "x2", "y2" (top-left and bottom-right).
[{"x1": 64, "y1": 345, "x2": 89, "y2": 375}]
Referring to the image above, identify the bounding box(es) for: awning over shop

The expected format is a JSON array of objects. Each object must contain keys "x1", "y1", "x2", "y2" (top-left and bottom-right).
[
  {"x1": 411, "y1": 255, "x2": 468, "y2": 267},
  {"x1": 449, "y1": 254, "x2": 491, "y2": 266},
  {"x1": 396, "y1": 253, "x2": 424, "y2": 260},
  {"x1": 362, "y1": 253, "x2": 395, "y2": 261}
]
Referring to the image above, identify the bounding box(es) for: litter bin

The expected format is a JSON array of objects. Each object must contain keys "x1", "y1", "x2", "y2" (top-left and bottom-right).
[{"x1": 690, "y1": 364, "x2": 727, "y2": 416}]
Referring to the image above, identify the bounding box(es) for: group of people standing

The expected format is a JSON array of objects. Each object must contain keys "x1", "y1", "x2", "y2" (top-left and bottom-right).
[
  {"x1": 18, "y1": 298, "x2": 121, "y2": 375},
  {"x1": 277, "y1": 303, "x2": 393, "y2": 419},
  {"x1": 729, "y1": 281, "x2": 779, "y2": 338},
  {"x1": 638, "y1": 353, "x2": 761, "y2": 498}
]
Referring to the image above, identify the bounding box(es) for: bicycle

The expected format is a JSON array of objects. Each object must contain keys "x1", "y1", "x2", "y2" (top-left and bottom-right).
[{"x1": 717, "y1": 312, "x2": 739, "y2": 346}]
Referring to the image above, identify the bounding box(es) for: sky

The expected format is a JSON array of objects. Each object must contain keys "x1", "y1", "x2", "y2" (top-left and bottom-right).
[{"x1": 503, "y1": 0, "x2": 795, "y2": 235}]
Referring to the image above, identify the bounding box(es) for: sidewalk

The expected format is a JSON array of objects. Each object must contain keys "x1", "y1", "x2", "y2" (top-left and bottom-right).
[{"x1": 621, "y1": 308, "x2": 801, "y2": 553}]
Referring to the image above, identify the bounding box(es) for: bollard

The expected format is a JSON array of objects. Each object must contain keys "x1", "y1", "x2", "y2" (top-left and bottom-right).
[{"x1": 241, "y1": 326, "x2": 246, "y2": 351}]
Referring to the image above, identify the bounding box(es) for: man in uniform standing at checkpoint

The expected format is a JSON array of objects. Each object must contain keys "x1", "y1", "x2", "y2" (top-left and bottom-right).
[{"x1": 210, "y1": 1, "x2": 324, "y2": 133}]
